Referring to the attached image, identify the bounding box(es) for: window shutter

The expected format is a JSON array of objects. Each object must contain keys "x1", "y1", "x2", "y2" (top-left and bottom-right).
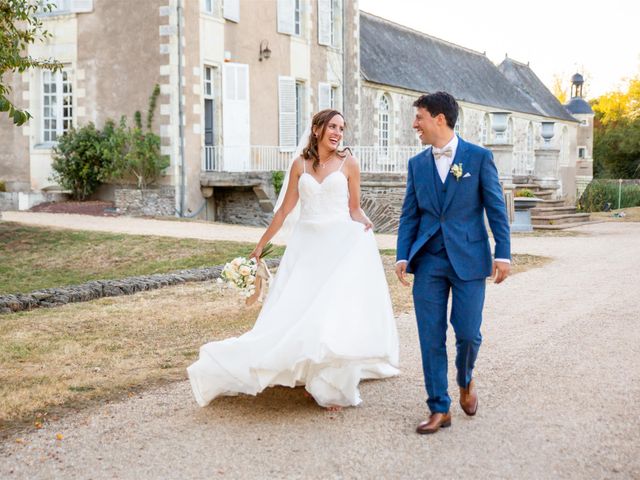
[
  {"x1": 318, "y1": 82, "x2": 332, "y2": 111},
  {"x1": 69, "y1": 0, "x2": 93, "y2": 13},
  {"x1": 279, "y1": 76, "x2": 297, "y2": 151},
  {"x1": 277, "y1": 0, "x2": 295, "y2": 35},
  {"x1": 223, "y1": 0, "x2": 240, "y2": 22},
  {"x1": 317, "y1": 0, "x2": 332, "y2": 46}
]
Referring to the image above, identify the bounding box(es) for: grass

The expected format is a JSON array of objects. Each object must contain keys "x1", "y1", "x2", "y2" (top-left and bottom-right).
[
  {"x1": 0, "y1": 247, "x2": 548, "y2": 437},
  {"x1": 589, "y1": 206, "x2": 640, "y2": 222},
  {"x1": 0, "y1": 222, "x2": 285, "y2": 295}
]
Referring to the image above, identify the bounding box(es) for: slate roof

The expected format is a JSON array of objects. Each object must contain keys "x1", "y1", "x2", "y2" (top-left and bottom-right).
[
  {"x1": 359, "y1": 12, "x2": 578, "y2": 123},
  {"x1": 565, "y1": 97, "x2": 594, "y2": 115},
  {"x1": 497, "y1": 58, "x2": 577, "y2": 122}
]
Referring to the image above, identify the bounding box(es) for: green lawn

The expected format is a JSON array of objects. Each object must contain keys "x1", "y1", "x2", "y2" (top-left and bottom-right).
[{"x1": 0, "y1": 222, "x2": 285, "y2": 295}]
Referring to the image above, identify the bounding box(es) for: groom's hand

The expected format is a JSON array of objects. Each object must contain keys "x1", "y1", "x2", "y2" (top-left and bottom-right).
[
  {"x1": 492, "y1": 261, "x2": 510, "y2": 284},
  {"x1": 395, "y1": 261, "x2": 411, "y2": 287}
]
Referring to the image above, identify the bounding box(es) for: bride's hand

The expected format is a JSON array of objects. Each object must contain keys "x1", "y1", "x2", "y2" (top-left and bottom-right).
[
  {"x1": 249, "y1": 244, "x2": 263, "y2": 260},
  {"x1": 362, "y1": 218, "x2": 373, "y2": 232}
]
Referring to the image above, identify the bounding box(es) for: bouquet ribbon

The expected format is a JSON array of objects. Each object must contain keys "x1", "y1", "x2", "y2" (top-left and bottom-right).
[{"x1": 245, "y1": 259, "x2": 273, "y2": 306}]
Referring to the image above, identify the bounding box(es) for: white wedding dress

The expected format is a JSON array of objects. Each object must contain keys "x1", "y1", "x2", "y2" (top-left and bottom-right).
[{"x1": 187, "y1": 158, "x2": 399, "y2": 407}]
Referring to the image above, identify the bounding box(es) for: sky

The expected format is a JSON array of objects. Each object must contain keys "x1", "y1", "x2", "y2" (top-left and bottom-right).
[{"x1": 359, "y1": 0, "x2": 640, "y2": 99}]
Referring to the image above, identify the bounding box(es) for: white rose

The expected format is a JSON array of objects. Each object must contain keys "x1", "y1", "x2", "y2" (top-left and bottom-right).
[
  {"x1": 238, "y1": 265, "x2": 251, "y2": 276},
  {"x1": 231, "y1": 257, "x2": 243, "y2": 267}
]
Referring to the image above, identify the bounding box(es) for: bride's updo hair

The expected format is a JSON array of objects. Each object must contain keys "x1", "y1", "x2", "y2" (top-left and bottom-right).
[{"x1": 302, "y1": 109, "x2": 350, "y2": 171}]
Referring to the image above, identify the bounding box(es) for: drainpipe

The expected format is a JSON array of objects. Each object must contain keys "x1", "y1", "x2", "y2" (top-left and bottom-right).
[
  {"x1": 176, "y1": 0, "x2": 186, "y2": 216},
  {"x1": 342, "y1": 0, "x2": 347, "y2": 141}
]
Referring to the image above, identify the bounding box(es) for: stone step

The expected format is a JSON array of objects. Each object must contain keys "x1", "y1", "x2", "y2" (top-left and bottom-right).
[
  {"x1": 532, "y1": 221, "x2": 593, "y2": 231},
  {"x1": 513, "y1": 183, "x2": 542, "y2": 191},
  {"x1": 534, "y1": 190, "x2": 555, "y2": 200},
  {"x1": 531, "y1": 213, "x2": 590, "y2": 226},
  {"x1": 538, "y1": 199, "x2": 566, "y2": 207},
  {"x1": 530, "y1": 206, "x2": 577, "y2": 216}
]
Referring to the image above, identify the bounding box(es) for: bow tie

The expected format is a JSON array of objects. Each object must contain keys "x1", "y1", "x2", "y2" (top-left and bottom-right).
[{"x1": 433, "y1": 147, "x2": 453, "y2": 160}]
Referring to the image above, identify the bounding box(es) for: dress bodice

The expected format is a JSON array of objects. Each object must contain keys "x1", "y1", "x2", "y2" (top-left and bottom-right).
[{"x1": 297, "y1": 170, "x2": 350, "y2": 222}]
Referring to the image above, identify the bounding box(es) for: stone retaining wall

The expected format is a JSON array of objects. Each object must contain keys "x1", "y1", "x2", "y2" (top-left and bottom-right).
[
  {"x1": 0, "y1": 192, "x2": 18, "y2": 211},
  {"x1": 360, "y1": 173, "x2": 407, "y2": 234},
  {"x1": 214, "y1": 187, "x2": 272, "y2": 227},
  {"x1": 114, "y1": 186, "x2": 176, "y2": 216},
  {"x1": 207, "y1": 172, "x2": 408, "y2": 233},
  {"x1": 0, "y1": 258, "x2": 281, "y2": 315}
]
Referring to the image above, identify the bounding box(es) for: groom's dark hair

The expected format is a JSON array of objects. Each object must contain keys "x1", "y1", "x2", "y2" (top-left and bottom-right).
[{"x1": 413, "y1": 92, "x2": 459, "y2": 130}]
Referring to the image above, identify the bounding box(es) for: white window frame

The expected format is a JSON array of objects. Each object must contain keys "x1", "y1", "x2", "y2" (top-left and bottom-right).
[
  {"x1": 330, "y1": 86, "x2": 338, "y2": 109},
  {"x1": 577, "y1": 146, "x2": 587, "y2": 159},
  {"x1": 506, "y1": 117, "x2": 514, "y2": 144},
  {"x1": 42, "y1": 69, "x2": 73, "y2": 144},
  {"x1": 295, "y1": 81, "x2": 306, "y2": 145},
  {"x1": 204, "y1": 66, "x2": 214, "y2": 98},
  {"x1": 481, "y1": 113, "x2": 490, "y2": 145},
  {"x1": 454, "y1": 108, "x2": 464, "y2": 137},
  {"x1": 378, "y1": 93, "x2": 391, "y2": 153},
  {"x1": 580, "y1": 118, "x2": 589, "y2": 127},
  {"x1": 294, "y1": 0, "x2": 302, "y2": 36},
  {"x1": 526, "y1": 122, "x2": 534, "y2": 152}
]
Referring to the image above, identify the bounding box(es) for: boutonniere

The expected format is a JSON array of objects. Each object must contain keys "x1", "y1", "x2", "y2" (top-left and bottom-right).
[{"x1": 450, "y1": 163, "x2": 464, "y2": 181}]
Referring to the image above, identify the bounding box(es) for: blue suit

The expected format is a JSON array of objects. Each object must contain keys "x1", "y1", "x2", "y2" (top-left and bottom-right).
[{"x1": 397, "y1": 136, "x2": 510, "y2": 413}]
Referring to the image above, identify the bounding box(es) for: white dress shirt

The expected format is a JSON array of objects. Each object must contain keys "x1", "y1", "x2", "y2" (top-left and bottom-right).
[
  {"x1": 433, "y1": 134, "x2": 458, "y2": 183},
  {"x1": 397, "y1": 135, "x2": 510, "y2": 265}
]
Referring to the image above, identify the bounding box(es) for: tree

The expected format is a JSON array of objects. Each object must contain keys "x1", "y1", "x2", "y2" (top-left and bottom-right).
[
  {"x1": 551, "y1": 74, "x2": 568, "y2": 104},
  {"x1": 0, "y1": 0, "x2": 62, "y2": 126},
  {"x1": 591, "y1": 74, "x2": 640, "y2": 178}
]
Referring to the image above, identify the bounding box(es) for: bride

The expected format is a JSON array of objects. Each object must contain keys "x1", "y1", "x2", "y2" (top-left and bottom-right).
[{"x1": 187, "y1": 109, "x2": 399, "y2": 410}]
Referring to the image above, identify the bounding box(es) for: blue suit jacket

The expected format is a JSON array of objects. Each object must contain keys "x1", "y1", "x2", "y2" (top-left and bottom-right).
[{"x1": 396, "y1": 137, "x2": 511, "y2": 281}]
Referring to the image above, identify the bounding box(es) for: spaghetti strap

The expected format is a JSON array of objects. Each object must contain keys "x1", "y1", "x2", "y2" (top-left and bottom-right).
[
  {"x1": 338, "y1": 153, "x2": 349, "y2": 172},
  {"x1": 302, "y1": 157, "x2": 306, "y2": 174}
]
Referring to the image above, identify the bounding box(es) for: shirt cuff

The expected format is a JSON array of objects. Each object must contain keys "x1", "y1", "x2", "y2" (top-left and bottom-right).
[
  {"x1": 396, "y1": 260, "x2": 408, "y2": 265},
  {"x1": 495, "y1": 258, "x2": 511, "y2": 264}
]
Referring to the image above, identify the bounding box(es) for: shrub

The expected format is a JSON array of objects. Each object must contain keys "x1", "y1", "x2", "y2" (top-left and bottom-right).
[
  {"x1": 0, "y1": 180, "x2": 6, "y2": 192},
  {"x1": 271, "y1": 171, "x2": 285, "y2": 196},
  {"x1": 579, "y1": 180, "x2": 640, "y2": 212},
  {"x1": 50, "y1": 123, "x2": 109, "y2": 200},
  {"x1": 515, "y1": 188, "x2": 536, "y2": 198},
  {"x1": 102, "y1": 84, "x2": 168, "y2": 189},
  {"x1": 51, "y1": 84, "x2": 168, "y2": 194}
]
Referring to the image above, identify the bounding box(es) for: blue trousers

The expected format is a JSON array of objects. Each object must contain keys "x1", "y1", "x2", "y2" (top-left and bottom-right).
[{"x1": 412, "y1": 249, "x2": 486, "y2": 414}]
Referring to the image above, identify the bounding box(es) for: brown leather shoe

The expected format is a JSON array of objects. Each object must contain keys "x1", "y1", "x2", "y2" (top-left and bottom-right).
[
  {"x1": 415, "y1": 412, "x2": 452, "y2": 435},
  {"x1": 459, "y1": 379, "x2": 478, "y2": 416}
]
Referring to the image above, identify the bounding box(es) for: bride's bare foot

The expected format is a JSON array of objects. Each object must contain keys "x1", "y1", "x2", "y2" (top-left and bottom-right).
[{"x1": 303, "y1": 390, "x2": 312, "y2": 399}]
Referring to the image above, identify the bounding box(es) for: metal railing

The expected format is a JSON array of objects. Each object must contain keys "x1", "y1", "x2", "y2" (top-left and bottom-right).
[{"x1": 202, "y1": 145, "x2": 424, "y2": 173}]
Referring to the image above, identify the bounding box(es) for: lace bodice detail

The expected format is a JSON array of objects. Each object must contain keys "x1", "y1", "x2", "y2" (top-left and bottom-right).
[{"x1": 297, "y1": 171, "x2": 350, "y2": 221}]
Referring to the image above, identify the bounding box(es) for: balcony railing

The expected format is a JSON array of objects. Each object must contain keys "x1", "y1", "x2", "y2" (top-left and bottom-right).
[{"x1": 202, "y1": 145, "x2": 424, "y2": 173}]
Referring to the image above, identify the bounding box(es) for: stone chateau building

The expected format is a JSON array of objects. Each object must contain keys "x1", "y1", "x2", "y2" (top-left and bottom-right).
[{"x1": 0, "y1": 1, "x2": 594, "y2": 231}]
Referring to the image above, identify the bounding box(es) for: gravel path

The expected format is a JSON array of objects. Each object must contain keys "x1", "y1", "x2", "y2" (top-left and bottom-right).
[{"x1": 1, "y1": 220, "x2": 639, "y2": 479}]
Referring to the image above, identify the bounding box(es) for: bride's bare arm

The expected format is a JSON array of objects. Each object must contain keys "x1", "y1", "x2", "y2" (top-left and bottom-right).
[
  {"x1": 345, "y1": 155, "x2": 373, "y2": 231},
  {"x1": 250, "y1": 159, "x2": 303, "y2": 258}
]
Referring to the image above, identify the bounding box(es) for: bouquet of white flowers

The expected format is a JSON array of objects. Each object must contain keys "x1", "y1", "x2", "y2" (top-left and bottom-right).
[{"x1": 218, "y1": 243, "x2": 274, "y2": 305}]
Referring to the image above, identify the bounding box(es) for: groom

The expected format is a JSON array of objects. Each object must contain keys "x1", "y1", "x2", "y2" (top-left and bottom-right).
[{"x1": 395, "y1": 92, "x2": 511, "y2": 435}]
